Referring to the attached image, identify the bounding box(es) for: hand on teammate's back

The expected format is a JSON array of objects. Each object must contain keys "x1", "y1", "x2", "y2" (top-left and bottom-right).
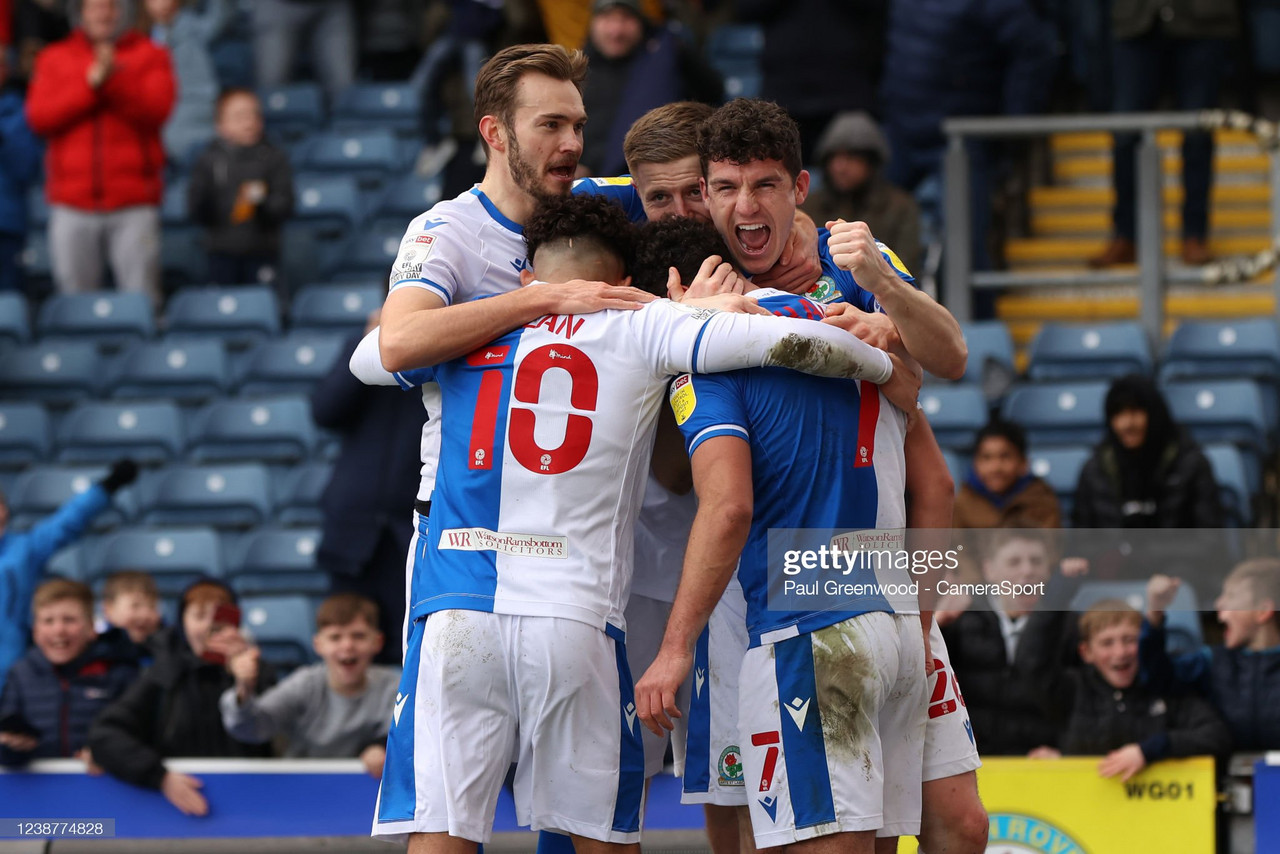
[
  {"x1": 826, "y1": 220, "x2": 898, "y2": 294},
  {"x1": 753, "y1": 210, "x2": 822, "y2": 294},
  {"x1": 820, "y1": 303, "x2": 903, "y2": 353},
  {"x1": 542, "y1": 280, "x2": 655, "y2": 316}
]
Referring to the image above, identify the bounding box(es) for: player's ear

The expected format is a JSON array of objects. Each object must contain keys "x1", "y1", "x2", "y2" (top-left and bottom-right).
[
  {"x1": 618, "y1": 275, "x2": 633, "y2": 288},
  {"x1": 794, "y1": 169, "x2": 811, "y2": 206},
  {"x1": 479, "y1": 115, "x2": 506, "y2": 154},
  {"x1": 519, "y1": 269, "x2": 536, "y2": 286}
]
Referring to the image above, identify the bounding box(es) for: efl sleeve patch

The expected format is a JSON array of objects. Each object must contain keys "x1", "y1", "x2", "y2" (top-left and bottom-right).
[
  {"x1": 670, "y1": 374, "x2": 696, "y2": 425},
  {"x1": 875, "y1": 240, "x2": 913, "y2": 279}
]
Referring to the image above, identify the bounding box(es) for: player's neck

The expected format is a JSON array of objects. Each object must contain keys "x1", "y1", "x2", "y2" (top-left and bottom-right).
[{"x1": 477, "y1": 168, "x2": 536, "y2": 228}]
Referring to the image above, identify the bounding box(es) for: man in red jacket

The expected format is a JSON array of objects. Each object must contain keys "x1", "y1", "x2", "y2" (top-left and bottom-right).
[{"x1": 26, "y1": 0, "x2": 174, "y2": 307}]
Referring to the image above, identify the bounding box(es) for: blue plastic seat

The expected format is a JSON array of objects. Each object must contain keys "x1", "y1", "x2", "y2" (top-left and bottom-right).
[
  {"x1": 939, "y1": 447, "x2": 965, "y2": 492},
  {"x1": 36, "y1": 292, "x2": 156, "y2": 350},
  {"x1": 0, "y1": 341, "x2": 105, "y2": 405},
  {"x1": 56, "y1": 400, "x2": 184, "y2": 465},
  {"x1": 1161, "y1": 318, "x2": 1280, "y2": 432},
  {"x1": 1203, "y1": 442, "x2": 1255, "y2": 527},
  {"x1": 332, "y1": 82, "x2": 421, "y2": 137},
  {"x1": 165, "y1": 286, "x2": 282, "y2": 349},
  {"x1": 46, "y1": 542, "x2": 86, "y2": 580},
  {"x1": 1027, "y1": 445, "x2": 1092, "y2": 522},
  {"x1": 240, "y1": 594, "x2": 317, "y2": 672},
  {"x1": 0, "y1": 291, "x2": 31, "y2": 349},
  {"x1": 1000, "y1": 381, "x2": 1110, "y2": 448},
  {"x1": 87, "y1": 527, "x2": 224, "y2": 595},
  {"x1": 288, "y1": 283, "x2": 383, "y2": 332},
  {"x1": 1162, "y1": 379, "x2": 1272, "y2": 461},
  {"x1": 1069, "y1": 580, "x2": 1202, "y2": 656},
  {"x1": 20, "y1": 230, "x2": 53, "y2": 289},
  {"x1": 259, "y1": 83, "x2": 326, "y2": 143},
  {"x1": 276, "y1": 462, "x2": 333, "y2": 526},
  {"x1": 139, "y1": 463, "x2": 274, "y2": 529},
  {"x1": 236, "y1": 332, "x2": 346, "y2": 396},
  {"x1": 918, "y1": 386, "x2": 988, "y2": 452},
  {"x1": 27, "y1": 185, "x2": 49, "y2": 229},
  {"x1": 958, "y1": 320, "x2": 1016, "y2": 386},
  {"x1": 188, "y1": 396, "x2": 317, "y2": 464},
  {"x1": 7, "y1": 465, "x2": 134, "y2": 532},
  {"x1": 301, "y1": 130, "x2": 405, "y2": 191},
  {"x1": 292, "y1": 172, "x2": 365, "y2": 230},
  {"x1": 373, "y1": 176, "x2": 444, "y2": 221},
  {"x1": 161, "y1": 177, "x2": 190, "y2": 227},
  {"x1": 0, "y1": 402, "x2": 52, "y2": 468},
  {"x1": 160, "y1": 226, "x2": 209, "y2": 288},
  {"x1": 1027, "y1": 322, "x2": 1152, "y2": 382},
  {"x1": 326, "y1": 222, "x2": 404, "y2": 282},
  {"x1": 706, "y1": 23, "x2": 765, "y2": 62},
  {"x1": 227, "y1": 527, "x2": 328, "y2": 596},
  {"x1": 109, "y1": 338, "x2": 231, "y2": 403}
]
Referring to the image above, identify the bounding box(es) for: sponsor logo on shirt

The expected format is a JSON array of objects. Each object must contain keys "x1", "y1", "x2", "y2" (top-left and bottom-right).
[
  {"x1": 670, "y1": 374, "x2": 696, "y2": 426},
  {"x1": 807, "y1": 276, "x2": 842, "y2": 304},
  {"x1": 439, "y1": 527, "x2": 568, "y2": 558}
]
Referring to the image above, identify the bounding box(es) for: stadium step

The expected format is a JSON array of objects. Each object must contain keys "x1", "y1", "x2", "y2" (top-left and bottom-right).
[
  {"x1": 1048, "y1": 128, "x2": 1259, "y2": 154},
  {"x1": 1030, "y1": 208, "x2": 1271, "y2": 238},
  {"x1": 1004, "y1": 235, "x2": 1275, "y2": 267},
  {"x1": 1052, "y1": 151, "x2": 1270, "y2": 184},
  {"x1": 1028, "y1": 183, "x2": 1272, "y2": 211}
]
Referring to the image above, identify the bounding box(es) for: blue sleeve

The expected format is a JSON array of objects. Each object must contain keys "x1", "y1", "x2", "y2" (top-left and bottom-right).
[
  {"x1": 393, "y1": 366, "x2": 436, "y2": 390},
  {"x1": 670, "y1": 373, "x2": 749, "y2": 456},
  {"x1": 814, "y1": 228, "x2": 916, "y2": 314},
  {"x1": 1139, "y1": 620, "x2": 1212, "y2": 693},
  {"x1": 21, "y1": 484, "x2": 110, "y2": 569},
  {"x1": 572, "y1": 176, "x2": 648, "y2": 223}
]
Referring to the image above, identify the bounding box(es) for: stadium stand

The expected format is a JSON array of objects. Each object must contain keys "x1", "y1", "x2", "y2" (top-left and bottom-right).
[
  {"x1": 188, "y1": 396, "x2": 317, "y2": 464},
  {"x1": 86, "y1": 527, "x2": 225, "y2": 596},
  {"x1": 226, "y1": 527, "x2": 327, "y2": 596},
  {"x1": 299, "y1": 129, "x2": 407, "y2": 192},
  {"x1": 55, "y1": 400, "x2": 185, "y2": 465},
  {"x1": 275, "y1": 462, "x2": 333, "y2": 527},
  {"x1": 1204, "y1": 442, "x2": 1255, "y2": 527},
  {"x1": 235, "y1": 333, "x2": 348, "y2": 396},
  {"x1": 0, "y1": 340, "x2": 106, "y2": 404},
  {"x1": 331, "y1": 82, "x2": 422, "y2": 138},
  {"x1": 1000, "y1": 380, "x2": 1110, "y2": 448},
  {"x1": 289, "y1": 283, "x2": 384, "y2": 332},
  {"x1": 1069, "y1": 580, "x2": 1203, "y2": 656},
  {"x1": 918, "y1": 385, "x2": 988, "y2": 452},
  {"x1": 36, "y1": 292, "x2": 156, "y2": 351},
  {"x1": 0, "y1": 402, "x2": 53, "y2": 469},
  {"x1": 7, "y1": 465, "x2": 134, "y2": 532},
  {"x1": 138, "y1": 463, "x2": 275, "y2": 529},
  {"x1": 705, "y1": 23, "x2": 764, "y2": 99},
  {"x1": 1026, "y1": 321, "x2": 1153, "y2": 382},
  {"x1": 956, "y1": 319, "x2": 1015, "y2": 387},
  {"x1": 240, "y1": 593, "x2": 319, "y2": 671},
  {"x1": 1161, "y1": 318, "x2": 1280, "y2": 428},
  {"x1": 259, "y1": 83, "x2": 327, "y2": 144},
  {"x1": 0, "y1": 291, "x2": 32, "y2": 349},
  {"x1": 1162, "y1": 378, "x2": 1273, "y2": 464},
  {"x1": 1028, "y1": 445, "x2": 1092, "y2": 522},
  {"x1": 165, "y1": 286, "x2": 283, "y2": 348},
  {"x1": 109, "y1": 338, "x2": 233, "y2": 403}
]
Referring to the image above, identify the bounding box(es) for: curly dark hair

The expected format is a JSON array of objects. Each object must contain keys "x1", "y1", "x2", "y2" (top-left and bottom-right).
[
  {"x1": 632, "y1": 216, "x2": 734, "y2": 297},
  {"x1": 698, "y1": 98, "x2": 803, "y2": 180},
  {"x1": 523, "y1": 193, "x2": 637, "y2": 274}
]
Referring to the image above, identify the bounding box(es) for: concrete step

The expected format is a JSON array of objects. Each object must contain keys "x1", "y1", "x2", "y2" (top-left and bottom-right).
[
  {"x1": 1030, "y1": 208, "x2": 1272, "y2": 237},
  {"x1": 1053, "y1": 152, "x2": 1271, "y2": 184},
  {"x1": 1028, "y1": 184, "x2": 1272, "y2": 211},
  {"x1": 1004, "y1": 234, "x2": 1274, "y2": 267},
  {"x1": 1050, "y1": 128, "x2": 1260, "y2": 155}
]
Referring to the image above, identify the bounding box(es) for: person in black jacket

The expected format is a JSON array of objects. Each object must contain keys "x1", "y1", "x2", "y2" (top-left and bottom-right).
[
  {"x1": 0, "y1": 579, "x2": 139, "y2": 767},
  {"x1": 311, "y1": 310, "x2": 426, "y2": 663},
  {"x1": 1032, "y1": 601, "x2": 1230, "y2": 780},
  {"x1": 187, "y1": 88, "x2": 294, "y2": 287},
  {"x1": 88, "y1": 578, "x2": 275, "y2": 817}
]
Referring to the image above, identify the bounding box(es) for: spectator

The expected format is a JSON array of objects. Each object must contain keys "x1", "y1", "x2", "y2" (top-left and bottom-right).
[
  {"x1": 0, "y1": 49, "x2": 43, "y2": 294},
  {"x1": 536, "y1": 0, "x2": 664, "y2": 51},
  {"x1": 220, "y1": 593, "x2": 399, "y2": 776},
  {"x1": 1143, "y1": 562, "x2": 1280, "y2": 751},
  {"x1": 940, "y1": 524, "x2": 1073, "y2": 755},
  {"x1": 187, "y1": 88, "x2": 294, "y2": 287},
  {"x1": 25, "y1": 0, "x2": 174, "y2": 308},
  {"x1": 310, "y1": 310, "x2": 425, "y2": 662},
  {"x1": 1089, "y1": 1, "x2": 1240, "y2": 268},
  {"x1": 802, "y1": 111, "x2": 922, "y2": 274},
  {"x1": 137, "y1": 0, "x2": 236, "y2": 164},
  {"x1": 954, "y1": 419, "x2": 1062, "y2": 530},
  {"x1": 578, "y1": 0, "x2": 721, "y2": 178},
  {"x1": 1072, "y1": 374, "x2": 1221, "y2": 530},
  {"x1": 0, "y1": 579, "x2": 139, "y2": 767},
  {"x1": 89, "y1": 578, "x2": 275, "y2": 817},
  {"x1": 0, "y1": 458, "x2": 137, "y2": 694},
  {"x1": 737, "y1": 0, "x2": 887, "y2": 165},
  {"x1": 1030, "y1": 601, "x2": 1231, "y2": 780},
  {"x1": 252, "y1": 0, "x2": 355, "y2": 102},
  {"x1": 12, "y1": 0, "x2": 71, "y2": 84},
  {"x1": 99, "y1": 570, "x2": 163, "y2": 653}
]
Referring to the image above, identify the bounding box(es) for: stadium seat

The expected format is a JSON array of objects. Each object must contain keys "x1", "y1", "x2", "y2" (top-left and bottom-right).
[
  {"x1": 332, "y1": 82, "x2": 421, "y2": 137},
  {"x1": 300, "y1": 130, "x2": 405, "y2": 191},
  {"x1": 1162, "y1": 379, "x2": 1273, "y2": 461},
  {"x1": 55, "y1": 400, "x2": 184, "y2": 465},
  {"x1": 325, "y1": 222, "x2": 404, "y2": 283},
  {"x1": 20, "y1": 230, "x2": 53, "y2": 291},
  {"x1": 289, "y1": 283, "x2": 383, "y2": 332},
  {"x1": 160, "y1": 225, "x2": 209, "y2": 289},
  {"x1": 0, "y1": 402, "x2": 52, "y2": 468},
  {"x1": 188, "y1": 396, "x2": 317, "y2": 464},
  {"x1": 1026, "y1": 322, "x2": 1153, "y2": 382},
  {"x1": 957, "y1": 320, "x2": 1016, "y2": 389},
  {"x1": 1028, "y1": 445, "x2": 1092, "y2": 522},
  {"x1": 26, "y1": 185, "x2": 49, "y2": 229},
  {"x1": 161, "y1": 177, "x2": 189, "y2": 227},
  {"x1": 706, "y1": 24, "x2": 764, "y2": 99},
  {"x1": 109, "y1": 338, "x2": 231, "y2": 403},
  {"x1": 918, "y1": 385, "x2": 988, "y2": 452},
  {"x1": 227, "y1": 527, "x2": 328, "y2": 596},
  {"x1": 165, "y1": 286, "x2": 281, "y2": 349},
  {"x1": 36, "y1": 292, "x2": 155, "y2": 349},
  {"x1": 1000, "y1": 381, "x2": 1110, "y2": 448},
  {"x1": 138, "y1": 463, "x2": 274, "y2": 529},
  {"x1": 86, "y1": 526, "x2": 224, "y2": 595},
  {"x1": 240, "y1": 594, "x2": 317, "y2": 672},
  {"x1": 1069, "y1": 580, "x2": 1202, "y2": 657},
  {"x1": 235, "y1": 333, "x2": 346, "y2": 396},
  {"x1": 45, "y1": 542, "x2": 86, "y2": 580},
  {"x1": 1203, "y1": 442, "x2": 1255, "y2": 527},
  {"x1": 259, "y1": 83, "x2": 326, "y2": 143},
  {"x1": 939, "y1": 447, "x2": 966, "y2": 492},
  {"x1": 373, "y1": 175, "x2": 444, "y2": 221},
  {"x1": 276, "y1": 462, "x2": 332, "y2": 526},
  {"x1": 0, "y1": 291, "x2": 31, "y2": 349},
  {"x1": 1161, "y1": 318, "x2": 1280, "y2": 431},
  {"x1": 292, "y1": 172, "x2": 365, "y2": 230},
  {"x1": 0, "y1": 341, "x2": 105, "y2": 404},
  {"x1": 7, "y1": 465, "x2": 134, "y2": 532}
]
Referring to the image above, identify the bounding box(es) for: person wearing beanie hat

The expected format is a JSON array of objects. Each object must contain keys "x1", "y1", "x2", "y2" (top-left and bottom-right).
[
  {"x1": 0, "y1": 458, "x2": 138, "y2": 695},
  {"x1": 88, "y1": 576, "x2": 275, "y2": 817}
]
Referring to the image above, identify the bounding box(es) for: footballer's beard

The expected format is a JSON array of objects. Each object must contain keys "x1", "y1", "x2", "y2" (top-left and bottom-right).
[{"x1": 508, "y1": 131, "x2": 574, "y2": 204}]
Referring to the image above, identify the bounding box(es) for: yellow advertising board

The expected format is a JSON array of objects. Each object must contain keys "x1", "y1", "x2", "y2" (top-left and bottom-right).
[{"x1": 898, "y1": 757, "x2": 1216, "y2": 854}]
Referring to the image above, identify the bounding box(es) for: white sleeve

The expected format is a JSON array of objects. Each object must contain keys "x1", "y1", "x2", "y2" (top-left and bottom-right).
[
  {"x1": 388, "y1": 221, "x2": 463, "y2": 304},
  {"x1": 348, "y1": 327, "x2": 399, "y2": 386},
  {"x1": 631, "y1": 301, "x2": 893, "y2": 382}
]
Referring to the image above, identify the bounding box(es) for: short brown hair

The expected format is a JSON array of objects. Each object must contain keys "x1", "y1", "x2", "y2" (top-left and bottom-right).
[
  {"x1": 315, "y1": 593, "x2": 380, "y2": 632},
  {"x1": 473, "y1": 44, "x2": 588, "y2": 158},
  {"x1": 1078, "y1": 599, "x2": 1142, "y2": 642},
  {"x1": 102, "y1": 570, "x2": 159, "y2": 604},
  {"x1": 33, "y1": 578, "x2": 94, "y2": 620},
  {"x1": 1226, "y1": 558, "x2": 1280, "y2": 611},
  {"x1": 623, "y1": 101, "x2": 714, "y2": 172},
  {"x1": 698, "y1": 98, "x2": 803, "y2": 180},
  {"x1": 182, "y1": 580, "x2": 234, "y2": 613}
]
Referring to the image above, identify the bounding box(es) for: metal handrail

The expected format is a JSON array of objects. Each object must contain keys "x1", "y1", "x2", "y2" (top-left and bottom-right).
[{"x1": 942, "y1": 110, "x2": 1280, "y2": 340}]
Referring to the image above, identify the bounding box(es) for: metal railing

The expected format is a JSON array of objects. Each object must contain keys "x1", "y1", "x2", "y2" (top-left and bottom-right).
[{"x1": 942, "y1": 110, "x2": 1280, "y2": 340}]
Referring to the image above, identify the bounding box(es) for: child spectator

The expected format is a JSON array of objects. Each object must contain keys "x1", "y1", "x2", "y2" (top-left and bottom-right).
[
  {"x1": 1033, "y1": 601, "x2": 1230, "y2": 781},
  {"x1": 1143, "y1": 561, "x2": 1280, "y2": 751},
  {"x1": 954, "y1": 419, "x2": 1061, "y2": 530},
  {"x1": 0, "y1": 49, "x2": 44, "y2": 293},
  {"x1": 99, "y1": 570, "x2": 163, "y2": 653},
  {"x1": 187, "y1": 87, "x2": 293, "y2": 287},
  {"x1": 0, "y1": 458, "x2": 137, "y2": 693},
  {"x1": 0, "y1": 579, "x2": 139, "y2": 766},
  {"x1": 89, "y1": 578, "x2": 274, "y2": 816},
  {"x1": 220, "y1": 593, "x2": 398, "y2": 776}
]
